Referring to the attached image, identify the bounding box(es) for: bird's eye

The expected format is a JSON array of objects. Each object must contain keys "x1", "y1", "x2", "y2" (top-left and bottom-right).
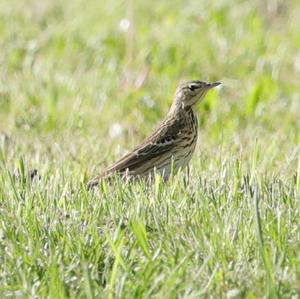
[{"x1": 188, "y1": 84, "x2": 197, "y2": 91}]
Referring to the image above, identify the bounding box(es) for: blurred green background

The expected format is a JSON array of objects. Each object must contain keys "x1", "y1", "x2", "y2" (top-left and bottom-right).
[{"x1": 1, "y1": 0, "x2": 299, "y2": 177}]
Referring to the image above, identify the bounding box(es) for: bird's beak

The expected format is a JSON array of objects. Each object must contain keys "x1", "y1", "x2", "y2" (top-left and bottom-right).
[{"x1": 206, "y1": 82, "x2": 221, "y2": 90}]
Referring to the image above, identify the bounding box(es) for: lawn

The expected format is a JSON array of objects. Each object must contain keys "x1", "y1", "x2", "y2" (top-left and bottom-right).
[{"x1": 0, "y1": 0, "x2": 300, "y2": 297}]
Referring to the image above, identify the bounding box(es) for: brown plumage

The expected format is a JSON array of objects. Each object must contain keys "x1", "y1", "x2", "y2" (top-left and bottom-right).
[{"x1": 87, "y1": 80, "x2": 221, "y2": 189}]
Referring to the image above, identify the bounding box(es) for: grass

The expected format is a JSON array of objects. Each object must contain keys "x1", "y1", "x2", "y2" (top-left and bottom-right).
[{"x1": 0, "y1": 0, "x2": 300, "y2": 297}]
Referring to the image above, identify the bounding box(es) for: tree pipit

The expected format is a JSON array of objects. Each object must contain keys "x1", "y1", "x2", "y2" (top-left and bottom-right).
[{"x1": 87, "y1": 80, "x2": 221, "y2": 189}]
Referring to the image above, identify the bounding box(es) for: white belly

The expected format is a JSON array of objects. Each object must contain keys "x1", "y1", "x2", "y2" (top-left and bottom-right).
[{"x1": 156, "y1": 138, "x2": 197, "y2": 180}]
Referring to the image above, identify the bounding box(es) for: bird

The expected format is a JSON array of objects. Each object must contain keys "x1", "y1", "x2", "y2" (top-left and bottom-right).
[{"x1": 87, "y1": 80, "x2": 221, "y2": 189}]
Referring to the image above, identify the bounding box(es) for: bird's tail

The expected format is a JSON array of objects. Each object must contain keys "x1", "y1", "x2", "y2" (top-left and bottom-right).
[
  {"x1": 86, "y1": 176, "x2": 101, "y2": 190},
  {"x1": 86, "y1": 171, "x2": 115, "y2": 190}
]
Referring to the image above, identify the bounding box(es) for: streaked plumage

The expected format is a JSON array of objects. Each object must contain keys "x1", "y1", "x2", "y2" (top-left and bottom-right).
[{"x1": 87, "y1": 80, "x2": 221, "y2": 189}]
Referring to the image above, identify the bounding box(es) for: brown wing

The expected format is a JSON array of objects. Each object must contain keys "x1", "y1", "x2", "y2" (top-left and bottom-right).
[
  {"x1": 103, "y1": 140, "x2": 173, "y2": 174},
  {"x1": 103, "y1": 114, "x2": 185, "y2": 174},
  {"x1": 87, "y1": 112, "x2": 186, "y2": 189}
]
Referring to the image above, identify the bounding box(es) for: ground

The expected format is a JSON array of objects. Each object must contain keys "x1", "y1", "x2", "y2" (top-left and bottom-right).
[{"x1": 0, "y1": 0, "x2": 300, "y2": 298}]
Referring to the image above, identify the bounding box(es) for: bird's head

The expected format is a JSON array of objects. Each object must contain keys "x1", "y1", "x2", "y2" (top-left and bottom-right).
[{"x1": 173, "y1": 80, "x2": 221, "y2": 109}]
